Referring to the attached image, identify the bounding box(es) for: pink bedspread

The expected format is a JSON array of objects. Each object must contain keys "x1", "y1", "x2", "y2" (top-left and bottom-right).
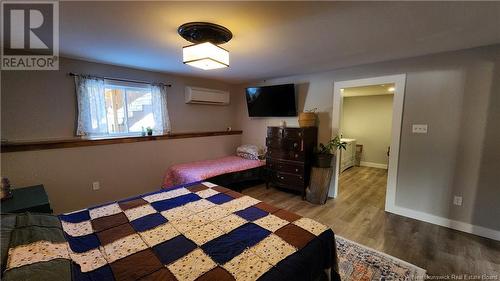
[{"x1": 162, "y1": 156, "x2": 265, "y2": 188}]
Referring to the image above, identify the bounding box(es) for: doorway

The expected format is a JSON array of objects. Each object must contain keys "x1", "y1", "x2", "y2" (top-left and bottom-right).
[{"x1": 329, "y1": 74, "x2": 406, "y2": 213}]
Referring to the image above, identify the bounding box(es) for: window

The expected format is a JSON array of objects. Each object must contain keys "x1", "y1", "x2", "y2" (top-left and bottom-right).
[
  {"x1": 75, "y1": 76, "x2": 170, "y2": 138},
  {"x1": 104, "y1": 82, "x2": 154, "y2": 135}
]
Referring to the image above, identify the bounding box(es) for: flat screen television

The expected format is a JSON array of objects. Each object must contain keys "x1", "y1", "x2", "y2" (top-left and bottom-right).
[{"x1": 245, "y1": 84, "x2": 297, "y2": 117}]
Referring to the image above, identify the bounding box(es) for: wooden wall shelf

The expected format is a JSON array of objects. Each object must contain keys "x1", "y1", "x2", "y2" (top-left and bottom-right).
[{"x1": 1, "y1": 130, "x2": 242, "y2": 153}]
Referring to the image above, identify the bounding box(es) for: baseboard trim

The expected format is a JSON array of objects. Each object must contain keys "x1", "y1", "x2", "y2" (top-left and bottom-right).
[
  {"x1": 360, "y1": 161, "x2": 388, "y2": 169},
  {"x1": 386, "y1": 205, "x2": 500, "y2": 241}
]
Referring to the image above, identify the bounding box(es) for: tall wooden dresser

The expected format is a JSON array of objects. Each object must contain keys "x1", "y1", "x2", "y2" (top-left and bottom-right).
[{"x1": 265, "y1": 126, "x2": 318, "y2": 197}]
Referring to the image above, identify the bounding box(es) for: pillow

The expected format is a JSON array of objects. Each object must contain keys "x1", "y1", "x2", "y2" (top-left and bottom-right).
[
  {"x1": 237, "y1": 144, "x2": 260, "y2": 160},
  {"x1": 237, "y1": 151, "x2": 259, "y2": 160}
]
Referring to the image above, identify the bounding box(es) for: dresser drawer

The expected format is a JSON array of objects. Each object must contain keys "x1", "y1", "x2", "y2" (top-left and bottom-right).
[
  {"x1": 276, "y1": 172, "x2": 305, "y2": 191},
  {"x1": 284, "y1": 129, "x2": 304, "y2": 139},
  {"x1": 278, "y1": 161, "x2": 304, "y2": 175},
  {"x1": 267, "y1": 149, "x2": 304, "y2": 161},
  {"x1": 266, "y1": 158, "x2": 304, "y2": 174},
  {"x1": 268, "y1": 127, "x2": 306, "y2": 139},
  {"x1": 266, "y1": 137, "x2": 302, "y2": 151}
]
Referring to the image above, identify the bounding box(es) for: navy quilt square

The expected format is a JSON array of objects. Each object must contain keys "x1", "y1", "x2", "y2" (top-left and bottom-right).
[
  {"x1": 227, "y1": 223, "x2": 270, "y2": 248},
  {"x1": 72, "y1": 263, "x2": 115, "y2": 281},
  {"x1": 235, "y1": 206, "x2": 268, "y2": 221},
  {"x1": 66, "y1": 233, "x2": 101, "y2": 253},
  {"x1": 206, "y1": 193, "x2": 234, "y2": 205},
  {"x1": 202, "y1": 223, "x2": 270, "y2": 264},
  {"x1": 130, "y1": 213, "x2": 167, "y2": 232},
  {"x1": 59, "y1": 210, "x2": 90, "y2": 223},
  {"x1": 151, "y1": 193, "x2": 201, "y2": 212},
  {"x1": 153, "y1": 235, "x2": 197, "y2": 265}
]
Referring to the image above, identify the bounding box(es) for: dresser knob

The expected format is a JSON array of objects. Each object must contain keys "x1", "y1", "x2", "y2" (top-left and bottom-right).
[
  {"x1": 295, "y1": 168, "x2": 299, "y2": 172},
  {"x1": 295, "y1": 154, "x2": 298, "y2": 158},
  {"x1": 280, "y1": 176, "x2": 285, "y2": 180},
  {"x1": 298, "y1": 133, "x2": 302, "y2": 137},
  {"x1": 293, "y1": 143, "x2": 298, "y2": 148}
]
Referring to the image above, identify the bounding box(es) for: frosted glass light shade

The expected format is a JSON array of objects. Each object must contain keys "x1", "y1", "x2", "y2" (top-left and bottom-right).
[{"x1": 182, "y1": 42, "x2": 229, "y2": 70}]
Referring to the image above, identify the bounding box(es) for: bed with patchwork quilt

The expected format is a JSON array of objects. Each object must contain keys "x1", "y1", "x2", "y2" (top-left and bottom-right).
[{"x1": 1, "y1": 182, "x2": 340, "y2": 281}]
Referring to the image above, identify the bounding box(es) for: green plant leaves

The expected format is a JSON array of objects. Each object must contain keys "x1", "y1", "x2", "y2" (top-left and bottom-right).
[{"x1": 317, "y1": 135, "x2": 346, "y2": 154}]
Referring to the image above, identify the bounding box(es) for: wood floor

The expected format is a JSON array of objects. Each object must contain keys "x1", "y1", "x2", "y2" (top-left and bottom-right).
[{"x1": 243, "y1": 166, "x2": 500, "y2": 277}]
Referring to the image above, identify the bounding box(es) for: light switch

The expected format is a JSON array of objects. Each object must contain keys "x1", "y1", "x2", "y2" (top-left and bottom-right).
[{"x1": 412, "y1": 124, "x2": 428, "y2": 134}]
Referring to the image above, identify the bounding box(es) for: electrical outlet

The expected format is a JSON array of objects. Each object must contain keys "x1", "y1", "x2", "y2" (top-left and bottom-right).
[
  {"x1": 453, "y1": 196, "x2": 462, "y2": 206},
  {"x1": 92, "y1": 181, "x2": 100, "y2": 191},
  {"x1": 412, "y1": 124, "x2": 428, "y2": 134}
]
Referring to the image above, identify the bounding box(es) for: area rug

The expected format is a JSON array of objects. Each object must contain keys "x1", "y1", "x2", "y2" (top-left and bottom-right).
[{"x1": 336, "y1": 236, "x2": 426, "y2": 281}]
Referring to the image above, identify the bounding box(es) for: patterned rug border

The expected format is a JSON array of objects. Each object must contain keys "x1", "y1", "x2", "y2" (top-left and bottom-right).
[{"x1": 336, "y1": 235, "x2": 427, "y2": 280}]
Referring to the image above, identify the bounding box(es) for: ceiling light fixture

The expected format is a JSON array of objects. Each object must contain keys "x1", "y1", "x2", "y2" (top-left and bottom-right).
[{"x1": 178, "y1": 22, "x2": 232, "y2": 70}]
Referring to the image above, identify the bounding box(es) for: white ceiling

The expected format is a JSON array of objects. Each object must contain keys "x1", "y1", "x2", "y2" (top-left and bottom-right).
[
  {"x1": 60, "y1": 2, "x2": 500, "y2": 83},
  {"x1": 342, "y1": 84, "x2": 395, "y2": 97}
]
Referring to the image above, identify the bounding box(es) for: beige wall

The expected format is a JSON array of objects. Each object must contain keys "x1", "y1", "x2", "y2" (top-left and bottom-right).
[
  {"x1": 342, "y1": 95, "x2": 393, "y2": 166},
  {"x1": 1, "y1": 57, "x2": 242, "y2": 213},
  {"x1": 234, "y1": 45, "x2": 500, "y2": 232},
  {"x1": 1, "y1": 136, "x2": 240, "y2": 213},
  {"x1": 2, "y1": 57, "x2": 238, "y2": 140}
]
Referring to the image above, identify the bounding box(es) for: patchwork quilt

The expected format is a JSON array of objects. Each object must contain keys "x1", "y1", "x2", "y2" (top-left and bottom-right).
[{"x1": 2, "y1": 182, "x2": 340, "y2": 281}]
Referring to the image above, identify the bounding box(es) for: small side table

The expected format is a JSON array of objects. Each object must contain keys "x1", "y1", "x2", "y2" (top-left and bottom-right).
[{"x1": 1, "y1": 185, "x2": 52, "y2": 214}]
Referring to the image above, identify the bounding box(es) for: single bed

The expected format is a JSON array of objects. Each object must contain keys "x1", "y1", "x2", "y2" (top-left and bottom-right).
[
  {"x1": 162, "y1": 156, "x2": 265, "y2": 189},
  {"x1": 1, "y1": 181, "x2": 340, "y2": 281}
]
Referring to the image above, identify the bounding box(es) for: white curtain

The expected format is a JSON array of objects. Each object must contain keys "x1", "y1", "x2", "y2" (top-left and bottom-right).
[
  {"x1": 151, "y1": 84, "x2": 171, "y2": 134},
  {"x1": 74, "y1": 76, "x2": 107, "y2": 136}
]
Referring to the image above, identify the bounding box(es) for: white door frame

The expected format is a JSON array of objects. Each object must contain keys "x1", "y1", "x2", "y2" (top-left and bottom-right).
[{"x1": 329, "y1": 74, "x2": 406, "y2": 213}]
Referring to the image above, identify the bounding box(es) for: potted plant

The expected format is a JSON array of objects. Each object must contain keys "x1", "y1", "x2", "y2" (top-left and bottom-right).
[
  {"x1": 146, "y1": 127, "x2": 153, "y2": 136},
  {"x1": 314, "y1": 136, "x2": 346, "y2": 168},
  {"x1": 298, "y1": 108, "x2": 318, "y2": 127}
]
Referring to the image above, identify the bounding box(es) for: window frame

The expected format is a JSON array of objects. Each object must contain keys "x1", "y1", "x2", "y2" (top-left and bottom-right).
[{"x1": 92, "y1": 80, "x2": 156, "y2": 139}]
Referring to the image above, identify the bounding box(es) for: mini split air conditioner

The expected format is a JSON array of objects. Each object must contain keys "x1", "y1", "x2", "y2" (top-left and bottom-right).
[{"x1": 185, "y1": 86, "x2": 230, "y2": 105}]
